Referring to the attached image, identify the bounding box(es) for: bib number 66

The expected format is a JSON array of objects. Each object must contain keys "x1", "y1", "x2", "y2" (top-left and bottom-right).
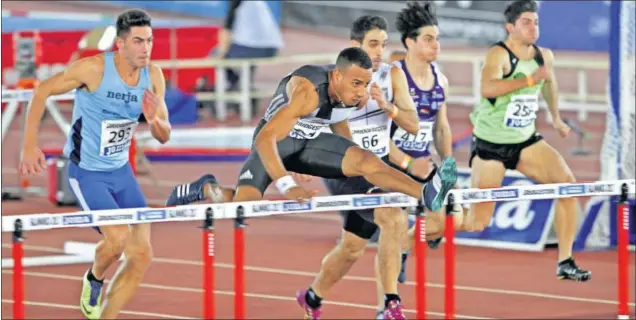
[{"x1": 361, "y1": 135, "x2": 379, "y2": 149}]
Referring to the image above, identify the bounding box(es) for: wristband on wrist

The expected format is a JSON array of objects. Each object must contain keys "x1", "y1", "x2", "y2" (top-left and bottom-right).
[
  {"x1": 400, "y1": 155, "x2": 413, "y2": 170},
  {"x1": 526, "y1": 76, "x2": 535, "y2": 87},
  {"x1": 275, "y1": 175, "x2": 297, "y2": 194},
  {"x1": 389, "y1": 105, "x2": 399, "y2": 119},
  {"x1": 406, "y1": 158, "x2": 415, "y2": 174}
]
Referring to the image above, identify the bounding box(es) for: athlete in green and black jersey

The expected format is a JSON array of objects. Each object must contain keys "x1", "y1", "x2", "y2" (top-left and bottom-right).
[{"x1": 464, "y1": 0, "x2": 590, "y2": 282}]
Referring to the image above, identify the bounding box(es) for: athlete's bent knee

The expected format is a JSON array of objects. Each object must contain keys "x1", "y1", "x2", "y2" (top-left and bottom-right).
[
  {"x1": 124, "y1": 243, "x2": 153, "y2": 272},
  {"x1": 101, "y1": 226, "x2": 129, "y2": 259},
  {"x1": 555, "y1": 166, "x2": 576, "y2": 184},
  {"x1": 343, "y1": 147, "x2": 385, "y2": 177},
  {"x1": 339, "y1": 237, "x2": 366, "y2": 261},
  {"x1": 374, "y1": 207, "x2": 407, "y2": 233}
]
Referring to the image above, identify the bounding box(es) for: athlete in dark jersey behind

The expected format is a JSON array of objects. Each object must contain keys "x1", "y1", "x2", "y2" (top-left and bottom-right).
[{"x1": 166, "y1": 47, "x2": 457, "y2": 220}]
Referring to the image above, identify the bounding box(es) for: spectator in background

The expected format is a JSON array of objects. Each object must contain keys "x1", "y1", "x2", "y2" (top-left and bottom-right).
[{"x1": 210, "y1": 0, "x2": 284, "y2": 116}]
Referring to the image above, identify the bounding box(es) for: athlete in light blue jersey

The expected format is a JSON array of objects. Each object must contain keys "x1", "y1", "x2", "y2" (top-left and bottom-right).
[{"x1": 19, "y1": 9, "x2": 172, "y2": 320}]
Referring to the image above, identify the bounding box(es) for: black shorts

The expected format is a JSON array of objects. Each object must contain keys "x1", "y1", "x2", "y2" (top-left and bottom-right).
[
  {"x1": 325, "y1": 157, "x2": 437, "y2": 240},
  {"x1": 237, "y1": 119, "x2": 359, "y2": 195},
  {"x1": 469, "y1": 133, "x2": 543, "y2": 170}
]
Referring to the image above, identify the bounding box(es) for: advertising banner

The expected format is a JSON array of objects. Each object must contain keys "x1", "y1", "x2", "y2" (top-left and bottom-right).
[
  {"x1": 282, "y1": 1, "x2": 508, "y2": 46},
  {"x1": 454, "y1": 168, "x2": 559, "y2": 251}
]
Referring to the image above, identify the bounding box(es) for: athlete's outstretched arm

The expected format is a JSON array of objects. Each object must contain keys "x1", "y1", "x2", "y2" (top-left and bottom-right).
[
  {"x1": 539, "y1": 48, "x2": 560, "y2": 119},
  {"x1": 433, "y1": 73, "x2": 452, "y2": 158},
  {"x1": 23, "y1": 57, "x2": 95, "y2": 150},
  {"x1": 480, "y1": 46, "x2": 546, "y2": 98},
  {"x1": 146, "y1": 64, "x2": 172, "y2": 144},
  {"x1": 539, "y1": 48, "x2": 570, "y2": 136},
  {"x1": 253, "y1": 76, "x2": 319, "y2": 181},
  {"x1": 390, "y1": 66, "x2": 419, "y2": 134}
]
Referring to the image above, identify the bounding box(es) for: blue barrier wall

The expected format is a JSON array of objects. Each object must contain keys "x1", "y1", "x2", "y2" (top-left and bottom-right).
[
  {"x1": 95, "y1": 1, "x2": 281, "y2": 23},
  {"x1": 536, "y1": 0, "x2": 610, "y2": 52}
]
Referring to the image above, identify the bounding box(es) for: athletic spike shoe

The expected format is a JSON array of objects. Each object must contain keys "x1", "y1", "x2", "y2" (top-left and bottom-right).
[
  {"x1": 383, "y1": 299, "x2": 406, "y2": 320},
  {"x1": 80, "y1": 270, "x2": 103, "y2": 320},
  {"x1": 296, "y1": 290, "x2": 322, "y2": 320},
  {"x1": 166, "y1": 174, "x2": 219, "y2": 206},
  {"x1": 557, "y1": 257, "x2": 591, "y2": 282},
  {"x1": 421, "y1": 157, "x2": 457, "y2": 213},
  {"x1": 427, "y1": 237, "x2": 443, "y2": 249}
]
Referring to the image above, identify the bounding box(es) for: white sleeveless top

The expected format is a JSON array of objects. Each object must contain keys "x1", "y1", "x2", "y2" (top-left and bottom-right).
[
  {"x1": 232, "y1": 1, "x2": 284, "y2": 49},
  {"x1": 347, "y1": 63, "x2": 394, "y2": 157}
]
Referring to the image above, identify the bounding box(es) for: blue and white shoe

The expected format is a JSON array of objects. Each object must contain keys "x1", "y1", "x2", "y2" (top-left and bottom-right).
[
  {"x1": 166, "y1": 174, "x2": 219, "y2": 206},
  {"x1": 421, "y1": 157, "x2": 457, "y2": 213}
]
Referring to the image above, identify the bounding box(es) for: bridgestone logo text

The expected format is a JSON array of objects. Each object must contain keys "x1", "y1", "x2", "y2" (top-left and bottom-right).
[
  {"x1": 296, "y1": 121, "x2": 323, "y2": 131},
  {"x1": 352, "y1": 125, "x2": 387, "y2": 134},
  {"x1": 316, "y1": 201, "x2": 350, "y2": 208},
  {"x1": 106, "y1": 121, "x2": 135, "y2": 129},
  {"x1": 98, "y1": 214, "x2": 133, "y2": 221},
  {"x1": 523, "y1": 189, "x2": 555, "y2": 195}
]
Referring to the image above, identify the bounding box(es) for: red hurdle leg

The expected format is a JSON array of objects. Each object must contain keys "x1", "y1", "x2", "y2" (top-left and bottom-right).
[
  {"x1": 234, "y1": 206, "x2": 246, "y2": 319},
  {"x1": 617, "y1": 184, "x2": 630, "y2": 319},
  {"x1": 12, "y1": 219, "x2": 25, "y2": 320},
  {"x1": 202, "y1": 208, "x2": 215, "y2": 319},
  {"x1": 444, "y1": 194, "x2": 457, "y2": 320},
  {"x1": 414, "y1": 205, "x2": 427, "y2": 320}
]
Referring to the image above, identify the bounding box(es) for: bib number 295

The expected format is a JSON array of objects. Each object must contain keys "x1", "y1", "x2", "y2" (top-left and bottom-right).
[
  {"x1": 100, "y1": 120, "x2": 137, "y2": 157},
  {"x1": 108, "y1": 127, "x2": 132, "y2": 143}
]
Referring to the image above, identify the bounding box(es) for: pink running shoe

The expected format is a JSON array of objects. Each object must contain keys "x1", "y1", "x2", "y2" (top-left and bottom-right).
[
  {"x1": 296, "y1": 290, "x2": 322, "y2": 320},
  {"x1": 383, "y1": 299, "x2": 406, "y2": 320}
]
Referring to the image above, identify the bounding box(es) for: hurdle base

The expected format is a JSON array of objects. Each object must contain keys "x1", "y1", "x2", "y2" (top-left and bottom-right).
[
  {"x1": 1, "y1": 190, "x2": 23, "y2": 201},
  {"x1": 1, "y1": 254, "x2": 94, "y2": 269},
  {"x1": 1, "y1": 241, "x2": 124, "y2": 269},
  {"x1": 1, "y1": 186, "x2": 47, "y2": 201}
]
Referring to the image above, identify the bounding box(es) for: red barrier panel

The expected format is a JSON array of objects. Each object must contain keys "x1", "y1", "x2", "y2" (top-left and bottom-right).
[{"x1": 2, "y1": 26, "x2": 220, "y2": 92}]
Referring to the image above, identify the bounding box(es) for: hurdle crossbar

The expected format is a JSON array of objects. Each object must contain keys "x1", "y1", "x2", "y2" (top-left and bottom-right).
[
  {"x1": 2, "y1": 179, "x2": 634, "y2": 320},
  {"x1": 3, "y1": 180, "x2": 634, "y2": 233}
]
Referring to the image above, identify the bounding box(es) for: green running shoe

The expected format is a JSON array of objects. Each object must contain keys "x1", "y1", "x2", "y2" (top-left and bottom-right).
[{"x1": 80, "y1": 269, "x2": 103, "y2": 319}]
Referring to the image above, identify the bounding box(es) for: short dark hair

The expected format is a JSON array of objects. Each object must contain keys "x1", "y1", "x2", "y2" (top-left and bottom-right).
[
  {"x1": 504, "y1": 0, "x2": 537, "y2": 24},
  {"x1": 116, "y1": 9, "x2": 152, "y2": 37},
  {"x1": 350, "y1": 15, "x2": 388, "y2": 43},
  {"x1": 395, "y1": 1, "x2": 438, "y2": 48},
  {"x1": 335, "y1": 47, "x2": 373, "y2": 71}
]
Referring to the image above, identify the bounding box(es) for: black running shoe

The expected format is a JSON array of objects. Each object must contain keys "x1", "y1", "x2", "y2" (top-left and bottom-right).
[
  {"x1": 166, "y1": 174, "x2": 219, "y2": 206},
  {"x1": 556, "y1": 257, "x2": 591, "y2": 282},
  {"x1": 427, "y1": 237, "x2": 442, "y2": 249}
]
